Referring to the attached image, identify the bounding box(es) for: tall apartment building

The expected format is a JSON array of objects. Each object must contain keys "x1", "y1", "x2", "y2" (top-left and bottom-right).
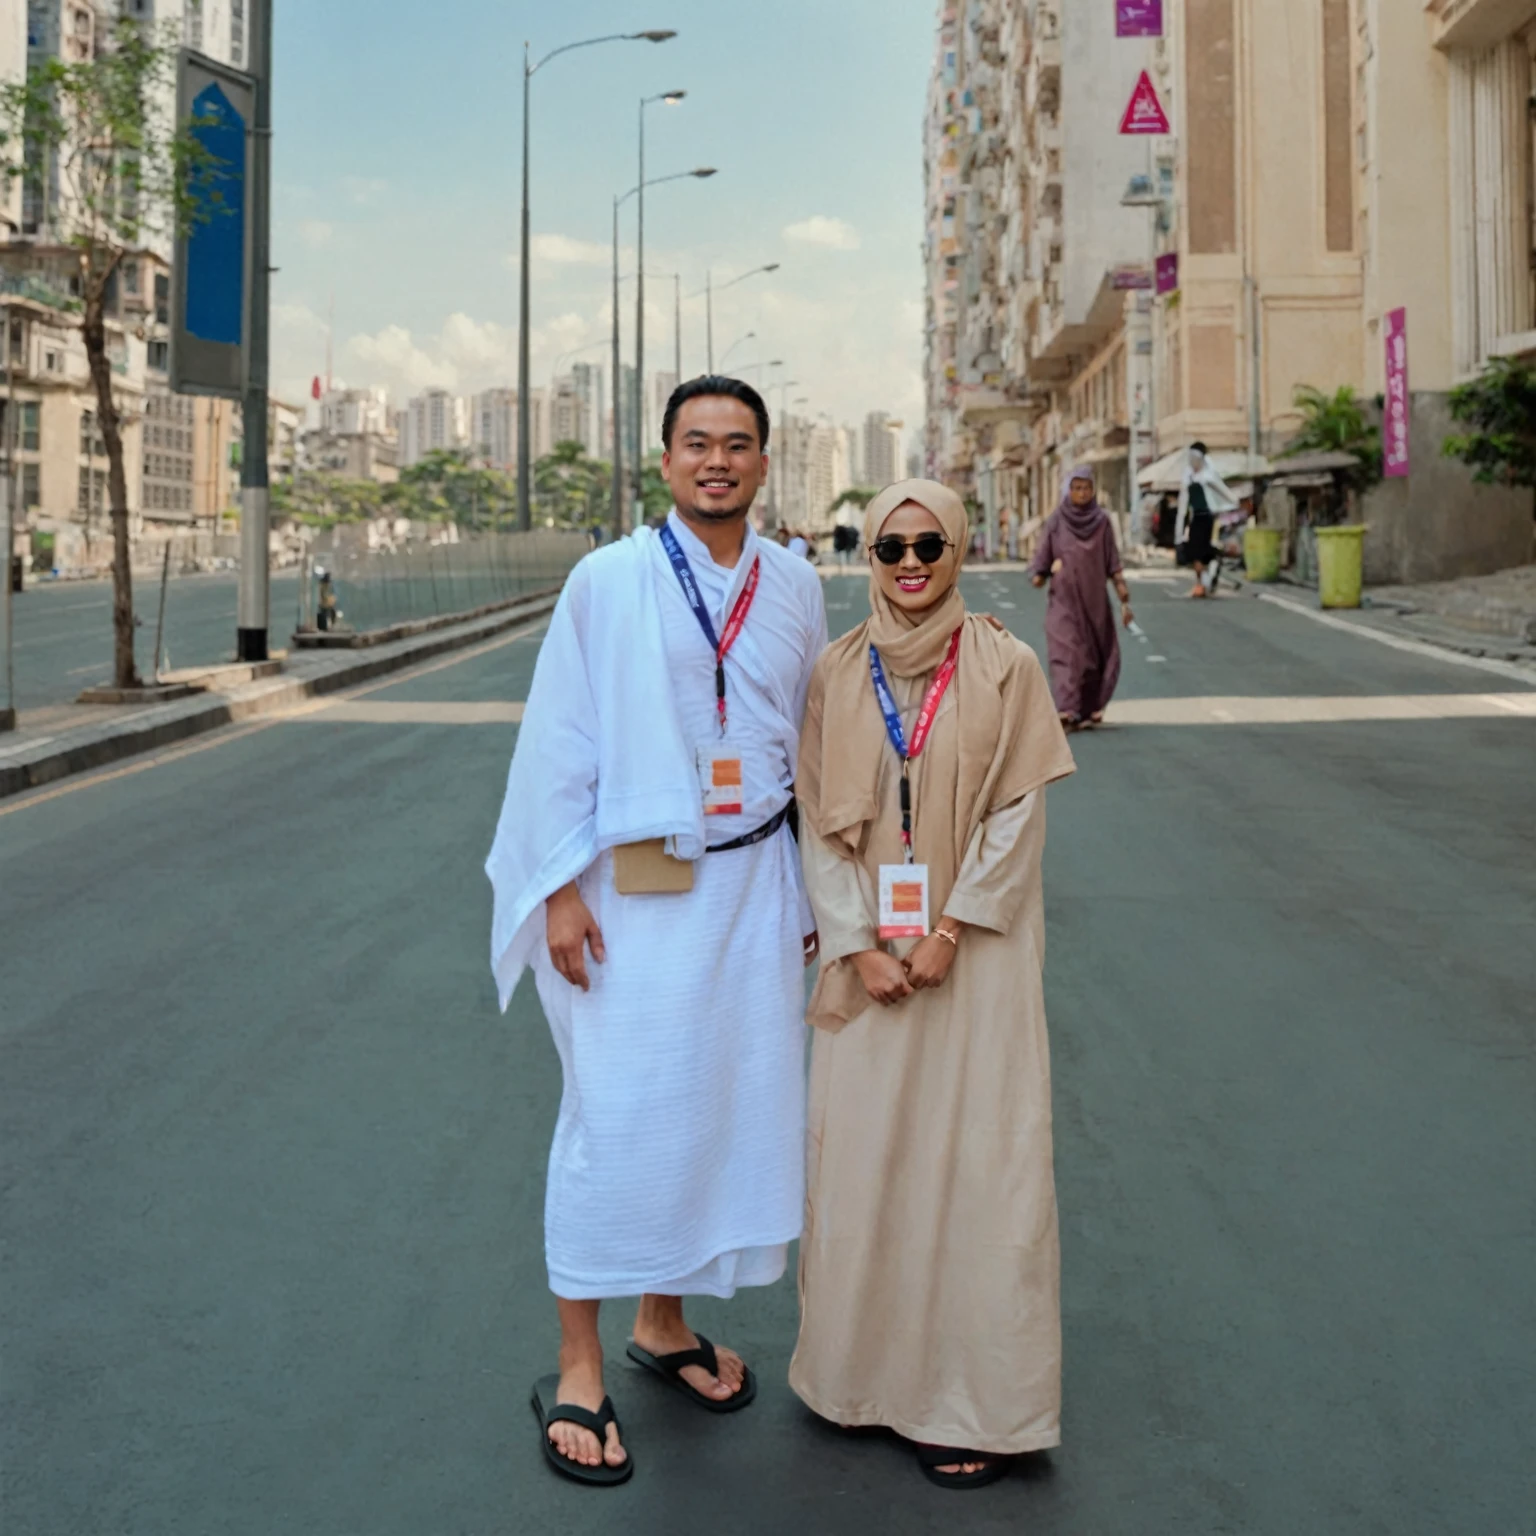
[
  {"x1": 569, "y1": 361, "x2": 604, "y2": 458},
  {"x1": 398, "y1": 388, "x2": 467, "y2": 468},
  {"x1": 923, "y1": 0, "x2": 1534, "y2": 579},
  {"x1": 862, "y1": 411, "x2": 905, "y2": 489},
  {"x1": 468, "y1": 387, "x2": 547, "y2": 472},
  {"x1": 303, "y1": 387, "x2": 397, "y2": 483},
  {"x1": 652, "y1": 370, "x2": 679, "y2": 445}
]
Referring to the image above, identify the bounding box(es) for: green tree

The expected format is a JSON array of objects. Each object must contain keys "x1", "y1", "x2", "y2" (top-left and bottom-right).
[
  {"x1": 0, "y1": 18, "x2": 222, "y2": 688},
  {"x1": 829, "y1": 486, "x2": 879, "y2": 517},
  {"x1": 393, "y1": 448, "x2": 514, "y2": 528},
  {"x1": 1279, "y1": 384, "x2": 1383, "y2": 488},
  {"x1": 273, "y1": 472, "x2": 385, "y2": 528},
  {"x1": 1442, "y1": 357, "x2": 1536, "y2": 515},
  {"x1": 535, "y1": 440, "x2": 612, "y2": 528}
]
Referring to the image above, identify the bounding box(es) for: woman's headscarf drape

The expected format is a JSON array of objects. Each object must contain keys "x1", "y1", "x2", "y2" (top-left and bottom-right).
[
  {"x1": 1053, "y1": 463, "x2": 1109, "y2": 541},
  {"x1": 798, "y1": 478, "x2": 1075, "y2": 1029}
]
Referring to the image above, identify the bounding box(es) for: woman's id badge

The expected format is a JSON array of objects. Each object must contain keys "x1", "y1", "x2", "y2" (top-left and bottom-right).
[
  {"x1": 698, "y1": 749, "x2": 744, "y2": 816},
  {"x1": 878, "y1": 864, "x2": 930, "y2": 940}
]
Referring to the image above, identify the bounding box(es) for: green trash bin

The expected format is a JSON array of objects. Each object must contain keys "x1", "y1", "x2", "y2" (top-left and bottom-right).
[
  {"x1": 1242, "y1": 525, "x2": 1283, "y2": 582},
  {"x1": 1315, "y1": 524, "x2": 1366, "y2": 609}
]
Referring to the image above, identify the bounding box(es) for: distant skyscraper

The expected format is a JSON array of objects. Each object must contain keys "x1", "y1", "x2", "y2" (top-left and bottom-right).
[
  {"x1": 469, "y1": 387, "x2": 546, "y2": 470},
  {"x1": 862, "y1": 411, "x2": 904, "y2": 489},
  {"x1": 569, "y1": 362, "x2": 604, "y2": 457}
]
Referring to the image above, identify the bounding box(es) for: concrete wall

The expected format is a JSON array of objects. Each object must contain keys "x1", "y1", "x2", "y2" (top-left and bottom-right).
[{"x1": 1362, "y1": 391, "x2": 1534, "y2": 583}]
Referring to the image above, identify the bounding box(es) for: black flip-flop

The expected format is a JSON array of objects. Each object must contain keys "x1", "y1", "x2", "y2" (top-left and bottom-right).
[
  {"x1": 625, "y1": 1332, "x2": 757, "y2": 1414},
  {"x1": 915, "y1": 1443, "x2": 1013, "y2": 1490},
  {"x1": 531, "y1": 1375, "x2": 633, "y2": 1487}
]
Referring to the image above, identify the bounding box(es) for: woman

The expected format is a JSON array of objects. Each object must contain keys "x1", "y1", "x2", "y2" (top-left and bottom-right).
[
  {"x1": 1176, "y1": 442, "x2": 1239, "y2": 597},
  {"x1": 1029, "y1": 465, "x2": 1133, "y2": 731},
  {"x1": 791, "y1": 479, "x2": 1077, "y2": 1489}
]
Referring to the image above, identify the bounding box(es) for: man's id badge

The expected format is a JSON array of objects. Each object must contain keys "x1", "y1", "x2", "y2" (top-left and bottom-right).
[
  {"x1": 879, "y1": 864, "x2": 930, "y2": 940},
  {"x1": 698, "y1": 750, "x2": 744, "y2": 816}
]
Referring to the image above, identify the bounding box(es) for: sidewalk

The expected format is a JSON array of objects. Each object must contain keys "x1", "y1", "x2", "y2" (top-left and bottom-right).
[
  {"x1": 0, "y1": 589, "x2": 559, "y2": 800},
  {"x1": 1366, "y1": 564, "x2": 1536, "y2": 648}
]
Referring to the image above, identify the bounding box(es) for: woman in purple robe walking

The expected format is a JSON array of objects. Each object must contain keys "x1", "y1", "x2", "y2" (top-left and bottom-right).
[{"x1": 1029, "y1": 466, "x2": 1134, "y2": 731}]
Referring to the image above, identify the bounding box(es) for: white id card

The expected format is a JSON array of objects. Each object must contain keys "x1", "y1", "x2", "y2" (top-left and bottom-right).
[
  {"x1": 698, "y1": 749, "x2": 744, "y2": 817},
  {"x1": 878, "y1": 864, "x2": 930, "y2": 940}
]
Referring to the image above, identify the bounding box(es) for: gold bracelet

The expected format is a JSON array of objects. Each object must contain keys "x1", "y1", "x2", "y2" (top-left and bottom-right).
[{"x1": 931, "y1": 926, "x2": 959, "y2": 949}]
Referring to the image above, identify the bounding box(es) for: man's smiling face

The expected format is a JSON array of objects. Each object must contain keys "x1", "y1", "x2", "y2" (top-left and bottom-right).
[{"x1": 663, "y1": 396, "x2": 768, "y2": 522}]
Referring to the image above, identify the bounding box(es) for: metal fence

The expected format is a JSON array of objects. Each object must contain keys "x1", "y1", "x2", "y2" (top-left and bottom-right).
[{"x1": 296, "y1": 526, "x2": 587, "y2": 637}]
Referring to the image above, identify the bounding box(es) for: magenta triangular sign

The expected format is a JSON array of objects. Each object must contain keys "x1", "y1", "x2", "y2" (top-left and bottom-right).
[{"x1": 1120, "y1": 70, "x2": 1170, "y2": 135}]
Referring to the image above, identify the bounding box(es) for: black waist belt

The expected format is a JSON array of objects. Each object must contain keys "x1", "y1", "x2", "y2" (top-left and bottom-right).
[{"x1": 707, "y1": 798, "x2": 796, "y2": 854}]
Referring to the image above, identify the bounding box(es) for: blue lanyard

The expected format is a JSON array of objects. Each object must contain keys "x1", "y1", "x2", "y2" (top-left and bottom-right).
[
  {"x1": 659, "y1": 523, "x2": 720, "y2": 652},
  {"x1": 867, "y1": 645, "x2": 909, "y2": 759}
]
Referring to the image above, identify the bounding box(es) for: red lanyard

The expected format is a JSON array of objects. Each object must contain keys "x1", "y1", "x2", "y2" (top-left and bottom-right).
[
  {"x1": 710, "y1": 559, "x2": 760, "y2": 733},
  {"x1": 869, "y1": 626, "x2": 962, "y2": 860}
]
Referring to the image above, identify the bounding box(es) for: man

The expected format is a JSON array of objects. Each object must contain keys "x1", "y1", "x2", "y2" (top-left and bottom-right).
[
  {"x1": 485, "y1": 376, "x2": 827, "y2": 1486},
  {"x1": 1176, "y1": 441, "x2": 1239, "y2": 598}
]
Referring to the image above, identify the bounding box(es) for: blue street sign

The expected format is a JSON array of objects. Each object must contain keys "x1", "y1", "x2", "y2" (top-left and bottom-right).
[
  {"x1": 171, "y1": 50, "x2": 256, "y2": 399},
  {"x1": 184, "y1": 81, "x2": 246, "y2": 347}
]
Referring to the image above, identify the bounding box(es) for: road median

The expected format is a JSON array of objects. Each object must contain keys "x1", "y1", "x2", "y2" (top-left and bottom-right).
[{"x1": 0, "y1": 588, "x2": 559, "y2": 801}]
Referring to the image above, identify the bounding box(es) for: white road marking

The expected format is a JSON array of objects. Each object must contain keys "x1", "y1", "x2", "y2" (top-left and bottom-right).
[
  {"x1": 1146, "y1": 655, "x2": 1168, "y2": 663},
  {"x1": 289, "y1": 700, "x2": 524, "y2": 725}
]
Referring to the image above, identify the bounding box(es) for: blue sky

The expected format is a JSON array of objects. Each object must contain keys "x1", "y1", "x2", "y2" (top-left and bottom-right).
[{"x1": 270, "y1": 0, "x2": 936, "y2": 440}]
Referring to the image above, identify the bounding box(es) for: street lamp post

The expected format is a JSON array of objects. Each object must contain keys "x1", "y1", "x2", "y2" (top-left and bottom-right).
[
  {"x1": 517, "y1": 29, "x2": 676, "y2": 533},
  {"x1": 611, "y1": 167, "x2": 717, "y2": 543},
  {"x1": 696, "y1": 263, "x2": 780, "y2": 371},
  {"x1": 635, "y1": 90, "x2": 685, "y2": 524},
  {"x1": 1121, "y1": 169, "x2": 1165, "y2": 530},
  {"x1": 718, "y1": 330, "x2": 756, "y2": 370}
]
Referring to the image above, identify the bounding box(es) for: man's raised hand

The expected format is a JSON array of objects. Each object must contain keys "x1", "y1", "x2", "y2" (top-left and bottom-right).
[{"x1": 547, "y1": 882, "x2": 605, "y2": 992}]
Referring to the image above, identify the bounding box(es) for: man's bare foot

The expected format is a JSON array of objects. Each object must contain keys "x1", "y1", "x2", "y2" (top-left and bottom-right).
[
  {"x1": 632, "y1": 1300, "x2": 747, "y2": 1403},
  {"x1": 546, "y1": 1348, "x2": 627, "y2": 1470}
]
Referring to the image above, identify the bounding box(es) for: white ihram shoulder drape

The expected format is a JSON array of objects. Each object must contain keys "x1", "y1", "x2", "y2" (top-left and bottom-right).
[{"x1": 486, "y1": 516, "x2": 826, "y2": 1299}]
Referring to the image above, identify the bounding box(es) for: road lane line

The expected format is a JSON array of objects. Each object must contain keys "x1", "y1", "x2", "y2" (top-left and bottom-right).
[
  {"x1": 0, "y1": 618, "x2": 547, "y2": 818},
  {"x1": 1107, "y1": 693, "x2": 1536, "y2": 726},
  {"x1": 289, "y1": 700, "x2": 525, "y2": 725}
]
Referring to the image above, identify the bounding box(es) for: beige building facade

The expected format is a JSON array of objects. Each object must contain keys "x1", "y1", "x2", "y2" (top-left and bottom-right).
[{"x1": 924, "y1": 0, "x2": 1536, "y2": 579}]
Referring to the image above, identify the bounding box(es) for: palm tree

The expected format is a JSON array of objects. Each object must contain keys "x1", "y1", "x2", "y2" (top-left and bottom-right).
[{"x1": 1281, "y1": 385, "x2": 1382, "y2": 486}]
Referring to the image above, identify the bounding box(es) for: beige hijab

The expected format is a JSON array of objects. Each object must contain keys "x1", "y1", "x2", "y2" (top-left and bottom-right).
[{"x1": 799, "y1": 478, "x2": 1075, "y2": 1028}]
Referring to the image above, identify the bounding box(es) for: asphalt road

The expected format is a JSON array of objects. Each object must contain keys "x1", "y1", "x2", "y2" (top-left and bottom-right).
[
  {"x1": 6, "y1": 570, "x2": 301, "y2": 710},
  {"x1": 2, "y1": 570, "x2": 1532, "y2": 1536}
]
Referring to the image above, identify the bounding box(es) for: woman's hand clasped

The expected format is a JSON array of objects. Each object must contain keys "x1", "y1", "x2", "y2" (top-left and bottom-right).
[
  {"x1": 903, "y1": 927, "x2": 960, "y2": 991},
  {"x1": 852, "y1": 949, "x2": 914, "y2": 1006}
]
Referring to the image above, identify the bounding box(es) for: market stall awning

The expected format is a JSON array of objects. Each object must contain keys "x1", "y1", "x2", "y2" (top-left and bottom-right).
[{"x1": 1138, "y1": 447, "x2": 1274, "y2": 491}]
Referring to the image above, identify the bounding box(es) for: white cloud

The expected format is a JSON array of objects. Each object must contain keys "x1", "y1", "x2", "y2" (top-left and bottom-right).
[
  {"x1": 297, "y1": 219, "x2": 333, "y2": 248},
  {"x1": 529, "y1": 233, "x2": 611, "y2": 267},
  {"x1": 782, "y1": 215, "x2": 860, "y2": 251}
]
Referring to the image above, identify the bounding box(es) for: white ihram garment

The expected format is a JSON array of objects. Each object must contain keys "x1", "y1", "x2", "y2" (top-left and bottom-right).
[{"x1": 486, "y1": 512, "x2": 827, "y2": 1299}]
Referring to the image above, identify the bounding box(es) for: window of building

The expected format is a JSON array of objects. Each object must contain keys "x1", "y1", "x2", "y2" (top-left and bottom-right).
[
  {"x1": 22, "y1": 463, "x2": 39, "y2": 507},
  {"x1": 20, "y1": 402, "x2": 39, "y2": 452},
  {"x1": 154, "y1": 272, "x2": 169, "y2": 327},
  {"x1": 149, "y1": 339, "x2": 168, "y2": 373},
  {"x1": 123, "y1": 260, "x2": 140, "y2": 295}
]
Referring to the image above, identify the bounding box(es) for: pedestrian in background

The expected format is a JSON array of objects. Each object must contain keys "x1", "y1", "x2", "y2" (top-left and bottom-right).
[
  {"x1": 1176, "y1": 442, "x2": 1239, "y2": 597},
  {"x1": 791, "y1": 479, "x2": 1076, "y2": 1490},
  {"x1": 1029, "y1": 465, "x2": 1134, "y2": 731},
  {"x1": 486, "y1": 377, "x2": 826, "y2": 1487}
]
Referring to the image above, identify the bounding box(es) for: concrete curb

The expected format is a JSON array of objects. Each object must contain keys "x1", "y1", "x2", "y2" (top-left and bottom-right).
[{"x1": 0, "y1": 589, "x2": 560, "y2": 801}]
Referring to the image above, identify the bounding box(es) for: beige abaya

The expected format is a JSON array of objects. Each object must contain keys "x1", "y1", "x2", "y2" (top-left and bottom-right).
[{"x1": 790, "y1": 480, "x2": 1076, "y2": 1455}]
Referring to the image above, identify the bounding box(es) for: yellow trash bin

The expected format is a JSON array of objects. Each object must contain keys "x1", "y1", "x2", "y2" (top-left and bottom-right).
[
  {"x1": 1315, "y1": 524, "x2": 1366, "y2": 609},
  {"x1": 1243, "y1": 525, "x2": 1284, "y2": 582}
]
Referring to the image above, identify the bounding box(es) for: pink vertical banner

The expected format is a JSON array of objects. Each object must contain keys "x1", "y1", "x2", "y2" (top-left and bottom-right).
[
  {"x1": 1117, "y1": 0, "x2": 1164, "y2": 37},
  {"x1": 1383, "y1": 307, "x2": 1409, "y2": 479},
  {"x1": 1155, "y1": 252, "x2": 1179, "y2": 295}
]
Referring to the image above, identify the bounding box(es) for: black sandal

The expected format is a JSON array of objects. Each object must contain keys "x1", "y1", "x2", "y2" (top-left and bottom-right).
[
  {"x1": 531, "y1": 1375, "x2": 633, "y2": 1486},
  {"x1": 915, "y1": 1443, "x2": 1012, "y2": 1490},
  {"x1": 625, "y1": 1332, "x2": 757, "y2": 1414}
]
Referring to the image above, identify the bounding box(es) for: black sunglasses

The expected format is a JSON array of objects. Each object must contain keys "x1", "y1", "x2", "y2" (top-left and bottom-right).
[{"x1": 872, "y1": 533, "x2": 952, "y2": 566}]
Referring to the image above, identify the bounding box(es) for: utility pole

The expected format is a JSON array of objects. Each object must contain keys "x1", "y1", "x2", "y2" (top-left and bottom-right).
[{"x1": 237, "y1": 0, "x2": 273, "y2": 662}]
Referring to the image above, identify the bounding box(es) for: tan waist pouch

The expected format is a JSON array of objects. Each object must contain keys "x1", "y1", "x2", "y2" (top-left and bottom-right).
[{"x1": 612, "y1": 838, "x2": 695, "y2": 895}]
